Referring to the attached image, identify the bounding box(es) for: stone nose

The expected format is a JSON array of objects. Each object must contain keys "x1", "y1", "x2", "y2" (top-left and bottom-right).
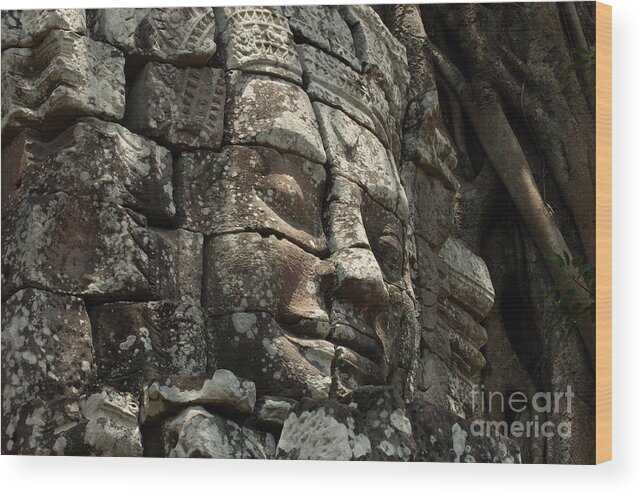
[{"x1": 330, "y1": 247, "x2": 389, "y2": 312}]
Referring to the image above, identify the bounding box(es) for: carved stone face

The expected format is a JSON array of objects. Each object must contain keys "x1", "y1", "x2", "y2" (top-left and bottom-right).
[
  {"x1": 194, "y1": 6, "x2": 418, "y2": 402},
  {"x1": 199, "y1": 100, "x2": 417, "y2": 401},
  {"x1": 316, "y1": 103, "x2": 417, "y2": 395}
]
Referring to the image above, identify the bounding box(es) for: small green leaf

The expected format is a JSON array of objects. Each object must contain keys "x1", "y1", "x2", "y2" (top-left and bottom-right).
[{"x1": 549, "y1": 254, "x2": 565, "y2": 268}]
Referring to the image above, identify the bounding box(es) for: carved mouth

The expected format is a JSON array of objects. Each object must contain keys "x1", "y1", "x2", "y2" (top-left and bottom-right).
[
  {"x1": 327, "y1": 321, "x2": 383, "y2": 363},
  {"x1": 281, "y1": 314, "x2": 385, "y2": 388}
]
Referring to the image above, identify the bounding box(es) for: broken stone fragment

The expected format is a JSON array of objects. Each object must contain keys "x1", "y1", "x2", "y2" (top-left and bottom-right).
[
  {"x1": 141, "y1": 369, "x2": 256, "y2": 424},
  {"x1": 90, "y1": 300, "x2": 206, "y2": 394},
  {"x1": 283, "y1": 5, "x2": 360, "y2": 70},
  {"x1": 1, "y1": 194, "x2": 177, "y2": 302},
  {"x1": 3, "y1": 387, "x2": 143, "y2": 456},
  {"x1": 1, "y1": 30, "x2": 125, "y2": 137},
  {"x1": 76, "y1": 387, "x2": 144, "y2": 457},
  {"x1": 438, "y1": 236, "x2": 495, "y2": 320},
  {"x1": 407, "y1": 400, "x2": 521, "y2": 463},
  {"x1": 276, "y1": 398, "x2": 372, "y2": 461},
  {"x1": 92, "y1": 8, "x2": 216, "y2": 66},
  {"x1": 253, "y1": 396, "x2": 297, "y2": 431},
  {"x1": 1, "y1": 118, "x2": 175, "y2": 222},
  {"x1": 343, "y1": 386, "x2": 414, "y2": 461},
  {"x1": 1, "y1": 9, "x2": 86, "y2": 49},
  {"x1": 124, "y1": 62, "x2": 225, "y2": 151},
  {"x1": 276, "y1": 387, "x2": 416, "y2": 461},
  {"x1": 162, "y1": 406, "x2": 276, "y2": 458},
  {"x1": 216, "y1": 6, "x2": 302, "y2": 84},
  {"x1": 225, "y1": 72, "x2": 326, "y2": 164},
  {"x1": 176, "y1": 146, "x2": 326, "y2": 255},
  {"x1": 1, "y1": 289, "x2": 95, "y2": 428}
]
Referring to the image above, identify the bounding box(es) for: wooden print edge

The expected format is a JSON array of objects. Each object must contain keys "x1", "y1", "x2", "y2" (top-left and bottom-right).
[{"x1": 595, "y1": 0, "x2": 612, "y2": 464}]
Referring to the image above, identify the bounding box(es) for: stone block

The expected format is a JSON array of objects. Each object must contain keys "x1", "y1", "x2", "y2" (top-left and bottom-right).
[
  {"x1": 438, "y1": 236, "x2": 495, "y2": 319},
  {"x1": 1, "y1": 118, "x2": 174, "y2": 222},
  {"x1": 283, "y1": 5, "x2": 359, "y2": 69},
  {"x1": 339, "y1": 5, "x2": 409, "y2": 124},
  {"x1": 1, "y1": 30, "x2": 125, "y2": 137},
  {"x1": 2, "y1": 9, "x2": 86, "y2": 49},
  {"x1": 225, "y1": 72, "x2": 326, "y2": 164},
  {"x1": 276, "y1": 387, "x2": 414, "y2": 461},
  {"x1": 161, "y1": 406, "x2": 275, "y2": 458},
  {"x1": 93, "y1": 8, "x2": 216, "y2": 65},
  {"x1": 1, "y1": 289, "x2": 94, "y2": 418},
  {"x1": 409, "y1": 166, "x2": 456, "y2": 250},
  {"x1": 403, "y1": 90, "x2": 460, "y2": 190},
  {"x1": 90, "y1": 300, "x2": 206, "y2": 393},
  {"x1": 217, "y1": 6, "x2": 302, "y2": 84},
  {"x1": 314, "y1": 103, "x2": 402, "y2": 213},
  {"x1": 203, "y1": 232, "x2": 329, "y2": 326},
  {"x1": 297, "y1": 44, "x2": 387, "y2": 144},
  {"x1": 276, "y1": 398, "x2": 371, "y2": 461},
  {"x1": 124, "y1": 62, "x2": 225, "y2": 150},
  {"x1": 1, "y1": 194, "x2": 176, "y2": 301},
  {"x1": 176, "y1": 146, "x2": 326, "y2": 254}
]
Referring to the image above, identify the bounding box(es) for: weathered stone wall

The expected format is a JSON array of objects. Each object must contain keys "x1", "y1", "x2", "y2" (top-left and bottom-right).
[{"x1": 2, "y1": 6, "x2": 514, "y2": 461}]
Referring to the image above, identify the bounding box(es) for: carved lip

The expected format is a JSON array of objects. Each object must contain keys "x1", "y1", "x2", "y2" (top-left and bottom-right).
[
  {"x1": 327, "y1": 320, "x2": 383, "y2": 363},
  {"x1": 282, "y1": 313, "x2": 383, "y2": 373}
]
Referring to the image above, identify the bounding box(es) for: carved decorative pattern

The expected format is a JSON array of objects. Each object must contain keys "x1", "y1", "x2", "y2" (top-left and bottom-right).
[
  {"x1": 1, "y1": 30, "x2": 125, "y2": 137},
  {"x1": 218, "y1": 7, "x2": 302, "y2": 84},
  {"x1": 124, "y1": 62, "x2": 225, "y2": 150}
]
